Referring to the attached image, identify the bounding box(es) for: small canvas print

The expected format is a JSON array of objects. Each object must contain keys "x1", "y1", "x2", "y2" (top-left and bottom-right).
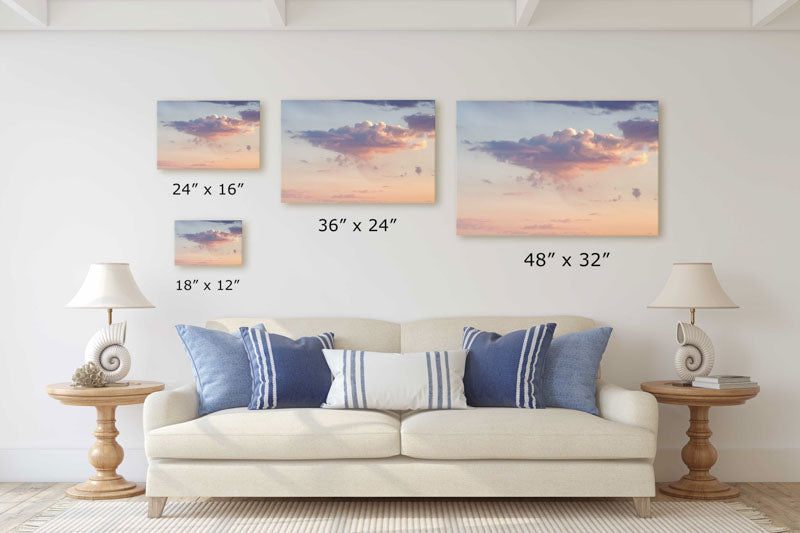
[
  {"x1": 174, "y1": 220, "x2": 243, "y2": 266},
  {"x1": 157, "y1": 100, "x2": 260, "y2": 170},
  {"x1": 457, "y1": 100, "x2": 659, "y2": 236},
  {"x1": 282, "y1": 100, "x2": 436, "y2": 203}
]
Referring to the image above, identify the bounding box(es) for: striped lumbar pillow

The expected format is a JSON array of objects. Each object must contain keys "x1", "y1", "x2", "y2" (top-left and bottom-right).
[
  {"x1": 321, "y1": 349, "x2": 468, "y2": 410},
  {"x1": 240, "y1": 324, "x2": 334, "y2": 409},
  {"x1": 462, "y1": 323, "x2": 556, "y2": 408}
]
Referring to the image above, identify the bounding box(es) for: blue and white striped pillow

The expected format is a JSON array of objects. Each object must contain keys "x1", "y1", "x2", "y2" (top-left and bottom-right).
[
  {"x1": 462, "y1": 323, "x2": 556, "y2": 408},
  {"x1": 321, "y1": 349, "x2": 468, "y2": 410},
  {"x1": 239, "y1": 324, "x2": 334, "y2": 409}
]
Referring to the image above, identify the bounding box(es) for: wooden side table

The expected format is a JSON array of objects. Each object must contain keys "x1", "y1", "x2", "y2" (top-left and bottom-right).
[
  {"x1": 45, "y1": 381, "x2": 165, "y2": 500},
  {"x1": 640, "y1": 380, "x2": 759, "y2": 500}
]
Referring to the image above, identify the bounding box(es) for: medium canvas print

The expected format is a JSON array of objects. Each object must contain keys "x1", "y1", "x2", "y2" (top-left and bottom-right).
[
  {"x1": 157, "y1": 100, "x2": 260, "y2": 170},
  {"x1": 282, "y1": 100, "x2": 435, "y2": 203},
  {"x1": 457, "y1": 100, "x2": 659, "y2": 236},
  {"x1": 175, "y1": 220, "x2": 243, "y2": 266}
]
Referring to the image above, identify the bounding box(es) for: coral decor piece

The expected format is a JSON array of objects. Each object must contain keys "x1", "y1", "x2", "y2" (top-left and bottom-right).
[{"x1": 71, "y1": 362, "x2": 106, "y2": 388}]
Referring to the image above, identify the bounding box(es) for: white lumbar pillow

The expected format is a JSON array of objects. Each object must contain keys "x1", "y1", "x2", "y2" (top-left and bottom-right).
[{"x1": 322, "y1": 349, "x2": 469, "y2": 410}]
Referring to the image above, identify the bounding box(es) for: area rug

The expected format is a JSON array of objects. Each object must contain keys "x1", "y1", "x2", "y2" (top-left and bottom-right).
[{"x1": 16, "y1": 499, "x2": 788, "y2": 533}]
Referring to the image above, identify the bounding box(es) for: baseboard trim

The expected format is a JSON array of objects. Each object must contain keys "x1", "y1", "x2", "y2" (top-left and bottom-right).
[
  {"x1": 0, "y1": 448, "x2": 148, "y2": 482},
  {"x1": 2, "y1": 448, "x2": 798, "y2": 482},
  {"x1": 654, "y1": 448, "x2": 800, "y2": 482}
]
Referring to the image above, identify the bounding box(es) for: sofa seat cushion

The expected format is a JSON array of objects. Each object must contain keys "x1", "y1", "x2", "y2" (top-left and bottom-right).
[
  {"x1": 147, "y1": 407, "x2": 400, "y2": 460},
  {"x1": 400, "y1": 408, "x2": 655, "y2": 460}
]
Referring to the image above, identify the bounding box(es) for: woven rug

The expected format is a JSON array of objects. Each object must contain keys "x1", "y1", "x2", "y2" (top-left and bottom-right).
[{"x1": 16, "y1": 499, "x2": 788, "y2": 533}]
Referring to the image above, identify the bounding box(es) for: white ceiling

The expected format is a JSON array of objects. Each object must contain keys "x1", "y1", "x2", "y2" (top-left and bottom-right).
[{"x1": 1, "y1": 0, "x2": 800, "y2": 30}]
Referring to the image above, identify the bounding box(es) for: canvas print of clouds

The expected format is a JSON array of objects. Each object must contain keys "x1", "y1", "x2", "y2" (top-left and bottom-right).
[
  {"x1": 157, "y1": 101, "x2": 260, "y2": 170},
  {"x1": 282, "y1": 100, "x2": 435, "y2": 203},
  {"x1": 457, "y1": 101, "x2": 659, "y2": 236},
  {"x1": 175, "y1": 220, "x2": 243, "y2": 266}
]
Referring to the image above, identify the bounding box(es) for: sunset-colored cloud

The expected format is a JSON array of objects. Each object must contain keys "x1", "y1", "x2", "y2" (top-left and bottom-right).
[
  {"x1": 404, "y1": 113, "x2": 436, "y2": 133},
  {"x1": 164, "y1": 114, "x2": 257, "y2": 142},
  {"x1": 180, "y1": 229, "x2": 240, "y2": 247},
  {"x1": 292, "y1": 120, "x2": 428, "y2": 161},
  {"x1": 471, "y1": 126, "x2": 656, "y2": 181}
]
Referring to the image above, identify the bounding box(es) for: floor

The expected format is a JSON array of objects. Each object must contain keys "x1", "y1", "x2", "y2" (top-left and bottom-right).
[{"x1": 0, "y1": 482, "x2": 798, "y2": 532}]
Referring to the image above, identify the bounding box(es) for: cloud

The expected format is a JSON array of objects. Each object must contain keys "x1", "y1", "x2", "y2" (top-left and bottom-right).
[
  {"x1": 481, "y1": 178, "x2": 493, "y2": 184},
  {"x1": 632, "y1": 188, "x2": 642, "y2": 199},
  {"x1": 403, "y1": 113, "x2": 435, "y2": 133},
  {"x1": 239, "y1": 109, "x2": 260, "y2": 123},
  {"x1": 344, "y1": 100, "x2": 427, "y2": 109},
  {"x1": 547, "y1": 101, "x2": 658, "y2": 113},
  {"x1": 164, "y1": 114, "x2": 256, "y2": 141},
  {"x1": 616, "y1": 118, "x2": 658, "y2": 144},
  {"x1": 228, "y1": 224, "x2": 243, "y2": 234},
  {"x1": 415, "y1": 166, "x2": 423, "y2": 175},
  {"x1": 199, "y1": 100, "x2": 258, "y2": 107},
  {"x1": 457, "y1": 218, "x2": 493, "y2": 231},
  {"x1": 180, "y1": 229, "x2": 240, "y2": 247},
  {"x1": 626, "y1": 153, "x2": 648, "y2": 166},
  {"x1": 522, "y1": 223, "x2": 556, "y2": 230},
  {"x1": 292, "y1": 120, "x2": 429, "y2": 160},
  {"x1": 502, "y1": 191, "x2": 526, "y2": 196},
  {"x1": 471, "y1": 126, "x2": 657, "y2": 181},
  {"x1": 282, "y1": 189, "x2": 315, "y2": 200}
]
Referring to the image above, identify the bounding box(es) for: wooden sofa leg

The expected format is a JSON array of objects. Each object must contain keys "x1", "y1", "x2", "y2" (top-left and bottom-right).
[
  {"x1": 148, "y1": 497, "x2": 167, "y2": 518},
  {"x1": 632, "y1": 497, "x2": 652, "y2": 518}
]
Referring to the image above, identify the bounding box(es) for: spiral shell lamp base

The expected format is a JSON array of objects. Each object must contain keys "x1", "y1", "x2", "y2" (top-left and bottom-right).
[
  {"x1": 674, "y1": 321, "x2": 715, "y2": 382},
  {"x1": 84, "y1": 322, "x2": 131, "y2": 383}
]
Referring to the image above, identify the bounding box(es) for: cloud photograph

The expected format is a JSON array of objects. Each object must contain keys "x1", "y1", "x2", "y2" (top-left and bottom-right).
[
  {"x1": 282, "y1": 100, "x2": 435, "y2": 203},
  {"x1": 157, "y1": 100, "x2": 260, "y2": 170},
  {"x1": 174, "y1": 220, "x2": 243, "y2": 266},
  {"x1": 457, "y1": 100, "x2": 659, "y2": 236}
]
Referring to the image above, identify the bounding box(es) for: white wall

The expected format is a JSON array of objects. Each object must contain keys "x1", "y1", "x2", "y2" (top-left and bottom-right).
[{"x1": 1, "y1": 30, "x2": 798, "y2": 483}]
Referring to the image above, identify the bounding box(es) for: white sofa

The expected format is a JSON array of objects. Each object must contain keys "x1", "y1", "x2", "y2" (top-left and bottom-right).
[{"x1": 144, "y1": 316, "x2": 658, "y2": 518}]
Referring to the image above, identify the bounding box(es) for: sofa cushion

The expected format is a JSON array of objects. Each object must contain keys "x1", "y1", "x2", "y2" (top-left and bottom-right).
[
  {"x1": 146, "y1": 408, "x2": 400, "y2": 460},
  {"x1": 400, "y1": 408, "x2": 655, "y2": 460}
]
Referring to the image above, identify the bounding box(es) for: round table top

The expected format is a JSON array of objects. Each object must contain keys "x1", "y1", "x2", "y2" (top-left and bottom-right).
[
  {"x1": 640, "y1": 380, "x2": 759, "y2": 407},
  {"x1": 46, "y1": 381, "x2": 165, "y2": 407}
]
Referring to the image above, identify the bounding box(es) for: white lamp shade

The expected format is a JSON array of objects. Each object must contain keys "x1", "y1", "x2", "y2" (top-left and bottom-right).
[
  {"x1": 648, "y1": 262, "x2": 738, "y2": 309},
  {"x1": 66, "y1": 263, "x2": 154, "y2": 309}
]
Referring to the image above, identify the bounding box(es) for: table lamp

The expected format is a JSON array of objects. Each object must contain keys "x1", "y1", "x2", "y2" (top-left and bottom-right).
[
  {"x1": 648, "y1": 263, "x2": 738, "y2": 383},
  {"x1": 66, "y1": 263, "x2": 154, "y2": 384}
]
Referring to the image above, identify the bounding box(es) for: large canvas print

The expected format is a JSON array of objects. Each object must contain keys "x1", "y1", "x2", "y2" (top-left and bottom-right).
[
  {"x1": 457, "y1": 100, "x2": 659, "y2": 236},
  {"x1": 174, "y1": 220, "x2": 243, "y2": 266},
  {"x1": 157, "y1": 100, "x2": 260, "y2": 170},
  {"x1": 282, "y1": 100, "x2": 435, "y2": 203}
]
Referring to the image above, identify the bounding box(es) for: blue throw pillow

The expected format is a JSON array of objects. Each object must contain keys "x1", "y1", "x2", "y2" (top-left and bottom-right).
[
  {"x1": 462, "y1": 323, "x2": 556, "y2": 408},
  {"x1": 240, "y1": 324, "x2": 334, "y2": 409},
  {"x1": 175, "y1": 325, "x2": 252, "y2": 417},
  {"x1": 542, "y1": 327, "x2": 613, "y2": 415}
]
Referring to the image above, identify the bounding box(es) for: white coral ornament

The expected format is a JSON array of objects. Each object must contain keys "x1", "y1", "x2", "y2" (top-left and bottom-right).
[
  {"x1": 84, "y1": 322, "x2": 130, "y2": 383},
  {"x1": 674, "y1": 321, "x2": 715, "y2": 382}
]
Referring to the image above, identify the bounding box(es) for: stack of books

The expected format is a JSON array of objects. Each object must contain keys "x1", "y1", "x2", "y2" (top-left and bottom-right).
[{"x1": 692, "y1": 375, "x2": 758, "y2": 389}]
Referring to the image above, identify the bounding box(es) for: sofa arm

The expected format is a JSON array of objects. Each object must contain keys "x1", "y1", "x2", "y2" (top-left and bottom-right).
[
  {"x1": 596, "y1": 379, "x2": 658, "y2": 435},
  {"x1": 143, "y1": 384, "x2": 199, "y2": 433}
]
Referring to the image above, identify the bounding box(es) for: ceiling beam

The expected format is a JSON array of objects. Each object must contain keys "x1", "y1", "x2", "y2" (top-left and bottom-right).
[
  {"x1": 264, "y1": 0, "x2": 286, "y2": 26},
  {"x1": 516, "y1": 0, "x2": 540, "y2": 27},
  {"x1": 1, "y1": 0, "x2": 47, "y2": 26},
  {"x1": 752, "y1": 0, "x2": 800, "y2": 26}
]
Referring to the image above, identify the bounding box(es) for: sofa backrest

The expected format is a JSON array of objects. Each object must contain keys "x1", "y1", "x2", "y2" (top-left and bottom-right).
[
  {"x1": 207, "y1": 315, "x2": 595, "y2": 353},
  {"x1": 207, "y1": 317, "x2": 401, "y2": 352},
  {"x1": 400, "y1": 316, "x2": 595, "y2": 352}
]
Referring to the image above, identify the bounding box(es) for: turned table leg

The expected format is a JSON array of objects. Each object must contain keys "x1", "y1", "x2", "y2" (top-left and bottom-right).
[
  {"x1": 660, "y1": 405, "x2": 739, "y2": 500},
  {"x1": 66, "y1": 405, "x2": 145, "y2": 500}
]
